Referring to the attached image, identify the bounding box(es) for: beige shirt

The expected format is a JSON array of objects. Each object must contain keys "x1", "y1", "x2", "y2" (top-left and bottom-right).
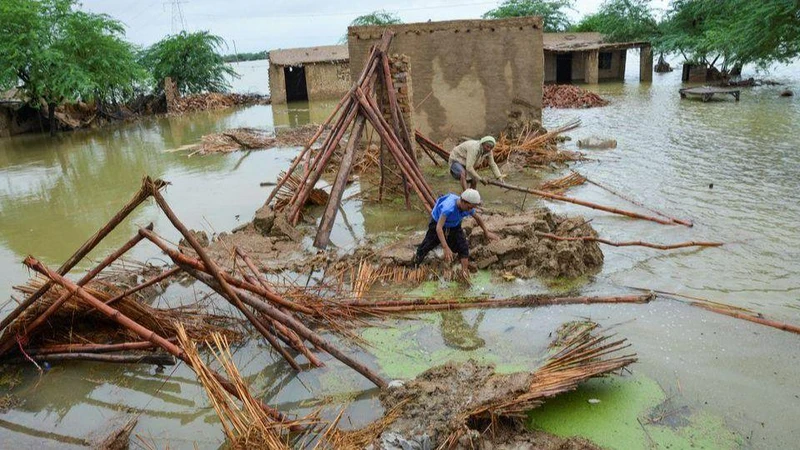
[{"x1": 449, "y1": 140, "x2": 502, "y2": 181}]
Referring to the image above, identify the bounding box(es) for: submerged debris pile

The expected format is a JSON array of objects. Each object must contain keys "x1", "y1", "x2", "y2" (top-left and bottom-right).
[
  {"x1": 544, "y1": 84, "x2": 609, "y2": 109},
  {"x1": 170, "y1": 92, "x2": 269, "y2": 114},
  {"x1": 366, "y1": 321, "x2": 634, "y2": 448}
]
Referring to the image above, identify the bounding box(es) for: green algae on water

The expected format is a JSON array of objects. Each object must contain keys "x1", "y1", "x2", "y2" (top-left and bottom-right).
[{"x1": 527, "y1": 375, "x2": 742, "y2": 449}]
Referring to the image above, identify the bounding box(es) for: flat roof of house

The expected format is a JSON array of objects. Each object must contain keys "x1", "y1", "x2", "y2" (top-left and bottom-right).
[
  {"x1": 543, "y1": 32, "x2": 648, "y2": 52},
  {"x1": 268, "y1": 44, "x2": 348, "y2": 66}
]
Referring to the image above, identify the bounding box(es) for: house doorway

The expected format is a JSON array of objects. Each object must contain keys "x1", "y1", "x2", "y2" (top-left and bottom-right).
[
  {"x1": 556, "y1": 53, "x2": 573, "y2": 83},
  {"x1": 284, "y1": 65, "x2": 308, "y2": 102}
]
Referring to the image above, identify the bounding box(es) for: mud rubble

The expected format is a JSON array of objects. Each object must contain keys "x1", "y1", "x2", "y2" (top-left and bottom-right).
[
  {"x1": 372, "y1": 360, "x2": 600, "y2": 450},
  {"x1": 356, "y1": 208, "x2": 603, "y2": 279}
]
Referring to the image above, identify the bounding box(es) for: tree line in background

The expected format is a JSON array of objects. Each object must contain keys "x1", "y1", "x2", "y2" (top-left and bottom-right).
[
  {"x1": 0, "y1": 0, "x2": 236, "y2": 135},
  {"x1": 360, "y1": 1, "x2": 800, "y2": 77},
  {"x1": 1, "y1": 0, "x2": 798, "y2": 136}
]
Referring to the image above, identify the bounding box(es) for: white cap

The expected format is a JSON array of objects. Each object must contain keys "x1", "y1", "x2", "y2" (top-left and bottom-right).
[{"x1": 460, "y1": 189, "x2": 481, "y2": 205}]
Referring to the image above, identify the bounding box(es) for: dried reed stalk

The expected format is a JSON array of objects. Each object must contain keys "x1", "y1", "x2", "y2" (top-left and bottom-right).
[{"x1": 177, "y1": 326, "x2": 297, "y2": 449}]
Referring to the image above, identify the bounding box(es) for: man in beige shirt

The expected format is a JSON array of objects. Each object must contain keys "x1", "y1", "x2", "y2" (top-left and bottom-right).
[{"x1": 449, "y1": 136, "x2": 506, "y2": 190}]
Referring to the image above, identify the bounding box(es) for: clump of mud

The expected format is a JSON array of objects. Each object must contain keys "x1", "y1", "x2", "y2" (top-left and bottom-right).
[
  {"x1": 372, "y1": 360, "x2": 600, "y2": 450},
  {"x1": 360, "y1": 208, "x2": 603, "y2": 279}
]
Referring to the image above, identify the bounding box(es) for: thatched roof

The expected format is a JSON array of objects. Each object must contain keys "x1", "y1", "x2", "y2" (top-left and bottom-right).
[
  {"x1": 543, "y1": 32, "x2": 648, "y2": 52},
  {"x1": 269, "y1": 45, "x2": 348, "y2": 66}
]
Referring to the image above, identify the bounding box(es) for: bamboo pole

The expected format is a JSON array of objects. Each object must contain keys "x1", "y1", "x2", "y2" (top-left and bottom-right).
[
  {"x1": 379, "y1": 51, "x2": 412, "y2": 209},
  {"x1": 139, "y1": 231, "x2": 314, "y2": 315},
  {"x1": 0, "y1": 178, "x2": 163, "y2": 335},
  {"x1": 314, "y1": 114, "x2": 368, "y2": 249},
  {"x1": 535, "y1": 232, "x2": 723, "y2": 250},
  {"x1": 0, "y1": 224, "x2": 155, "y2": 357},
  {"x1": 355, "y1": 89, "x2": 434, "y2": 211},
  {"x1": 264, "y1": 86, "x2": 353, "y2": 207},
  {"x1": 27, "y1": 339, "x2": 171, "y2": 355},
  {"x1": 487, "y1": 180, "x2": 683, "y2": 226},
  {"x1": 7, "y1": 352, "x2": 177, "y2": 366},
  {"x1": 144, "y1": 183, "x2": 301, "y2": 371},
  {"x1": 579, "y1": 172, "x2": 694, "y2": 227},
  {"x1": 342, "y1": 293, "x2": 654, "y2": 312},
  {"x1": 187, "y1": 268, "x2": 387, "y2": 388},
  {"x1": 363, "y1": 89, "x2": 435, "y2": 206},
  {"x1": 235, "y1": 249, "x2": 324, "y2": 368},
  {"x1": 22, "y1": 256, "x2": 290, "y2": 425}
]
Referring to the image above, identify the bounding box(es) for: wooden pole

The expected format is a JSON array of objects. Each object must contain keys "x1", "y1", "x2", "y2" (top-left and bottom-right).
[
  {"x1": 22, "y1": 256, "x2": 291, "y2": 425},
  {"x1": 7, "y1": 352, "x2": 177, "y2": 366},
  {"x1": 144, "y1": 183, "x2": 301, "y2": 371},
  {"x1": 187, "y1": 268, "x2": 387, "y2": 388},
  {"x1": 487, "y1": 180, "x2": 681, "y2": 226},
  {"x1": 579, "y1": 172, "x2": 693, "y2": 227},
  {"x1": 341, "y1": 293, "x2": 654, "y2": 311},
  {"x1": 535, "y1": 232, "x2": 723, "y2": 250},
  {"x1": 414, "y1": 130, "x2": 450, "y2": 162},
  {"x1": 314, "y1": 114, "x2": 367, "y2": 249},
  {"x1": 0, "y1": 177, "x2": 163, "y2": 335},
  {"x1": 0, "y1": 224, "x2": 154, "y2": 357},
  {"x1": 27, "y1": 339, "x2": 172, "y2": 355},
  {"x1": 235, "y1": 249, "x2": 324, "y2": 368}
]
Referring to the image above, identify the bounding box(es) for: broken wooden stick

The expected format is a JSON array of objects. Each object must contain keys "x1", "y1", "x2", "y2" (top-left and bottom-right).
[
  {"x1": 0, "y1": 178, "x2": 164, "y2": 336},
  {"x1": 577, "y1": 171, "x2": 693, "y2": 227},
  {"x1": 22, "y1": 256, "x2": 292, "y2": 426},
  {"x1": 487, "y1": 180, "x2": 688, "y2": 226},
  {"x1": 535, "y1": 232, "x2": 723, "y2": 250}
]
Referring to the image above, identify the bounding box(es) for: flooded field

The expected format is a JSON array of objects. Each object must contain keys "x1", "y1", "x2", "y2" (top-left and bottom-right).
[{"x1": 1, "y1": 56, "x2": 799, "y2": 448}]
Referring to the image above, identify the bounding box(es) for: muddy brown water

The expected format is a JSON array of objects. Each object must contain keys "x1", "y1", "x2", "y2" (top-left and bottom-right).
[{"x1": 1, "y1": 58, "x2": 799, "y2": 448}]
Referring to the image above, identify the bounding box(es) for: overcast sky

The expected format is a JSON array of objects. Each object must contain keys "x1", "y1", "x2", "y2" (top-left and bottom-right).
[{"x1": 79, "y1": 0, "x2": 670, "y2": 53}]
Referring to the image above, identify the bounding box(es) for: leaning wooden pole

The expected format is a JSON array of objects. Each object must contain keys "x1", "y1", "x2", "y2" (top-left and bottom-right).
[
  {"x1": 0, "y1": 224, "x2": 155, "y2": 357},
  {"x1": 487, "y1": 180, "x2": 684, "y2": 226},
  {"x1": 187, "y1": 268, "x2": 388, "y2": 388},
  {"x1": 314, "y1": 115, "x2": 368, "y2": 249},
  {"x1": 22, "y1": 256, "x2": 291, "y2": 425},
  {"x1": 0, "y1": 178, "x2": 163, "y2": 335},
  {"x1": 535, "y1": 232, "x2": 723, "y2": 250}
]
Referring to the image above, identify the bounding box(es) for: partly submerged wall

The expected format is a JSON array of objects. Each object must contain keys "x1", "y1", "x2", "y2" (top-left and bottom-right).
[{"x1": 348, "y1": 17, "x2": 544, "y2": 142}]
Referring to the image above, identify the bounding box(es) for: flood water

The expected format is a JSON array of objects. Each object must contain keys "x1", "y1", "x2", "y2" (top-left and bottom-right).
[{"x1": 1, "y1": 56, "x2": 799, "y2": 448}]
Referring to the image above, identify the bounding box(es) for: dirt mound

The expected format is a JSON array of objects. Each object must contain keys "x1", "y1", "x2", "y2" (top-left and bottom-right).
[
  {"x1": 544, "y1": 85, "x2": 608, "y2": 109},
  {"x1": 364, "y1": 209, "x2": 603, "y2": 279}
]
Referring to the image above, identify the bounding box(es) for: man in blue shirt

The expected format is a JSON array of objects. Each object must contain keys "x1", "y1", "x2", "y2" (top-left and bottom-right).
[{"x1": 413, "y1": 189, "x2": 499, "y2": 279}]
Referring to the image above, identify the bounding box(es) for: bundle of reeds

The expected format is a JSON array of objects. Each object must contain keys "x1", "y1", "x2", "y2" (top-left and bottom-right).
[
  {"x1": 177, "y1": 326, "x2": 301, "y2": 449},
  {"x1": 442, "y1": 326, "x2": 636, "y2": 447},
  {"x1": 492, "y1": 118, "x2": 583, "y2": 166},
  {"x1": 540, "y1": 171, "x2": 587, "y2": 193}
]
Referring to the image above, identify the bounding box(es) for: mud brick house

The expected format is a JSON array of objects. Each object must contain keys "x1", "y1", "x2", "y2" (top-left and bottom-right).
[
  {"x1": 268, "y1": 45, "x2": 351, "y2": 104},
  {"x1": 543, "y1": 32, "x2": 653, "y2": 84},
  {"x1": 348, "y1": 17, "x2": 544, "y2": 142}
]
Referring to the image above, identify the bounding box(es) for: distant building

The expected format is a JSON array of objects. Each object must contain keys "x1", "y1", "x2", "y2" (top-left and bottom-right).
[
  {"x1": 268, "y1": 45, "x2": 351, "y2": 104},
  {"x1": 543, "y1": 32, "x2": 652, "y2": 84},
  {"x1": 348, "y1": 17, "x2": 544, "y2": 142}
]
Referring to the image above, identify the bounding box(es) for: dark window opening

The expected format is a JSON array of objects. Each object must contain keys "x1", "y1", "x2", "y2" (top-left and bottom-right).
[
  {"x1": 284, "y1": 65, "x2": 308, "y2": 102},
  {"x1": 556, "y1": 53, "x2": 573, "y2": 83},
  {"x1": 599, "y1": 52, "x2": 613, "y2": 70}
]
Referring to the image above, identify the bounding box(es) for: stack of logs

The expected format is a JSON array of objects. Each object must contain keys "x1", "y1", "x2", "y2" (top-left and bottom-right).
[{"x1": 263, "y1": 31, "x2": 434, "y2": 250}]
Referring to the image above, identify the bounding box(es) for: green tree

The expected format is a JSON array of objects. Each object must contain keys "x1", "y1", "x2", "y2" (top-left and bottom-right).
[
  {"x1": 349, "y1": 10, "x2": 403, "y2": 27},
  {"x1": 0, "y1": 0, "x2": 144, "y2": 135},
  {"x1": 483, "y1": 0, "x2": 574, "y2": 32},
  {"x1": 572, "y1": 0, "x2": 658, "y2": 43},
  {"x1": 341, "y1": 10, "x2": 403, "y2": 43},
  {"x1": 141, "y1": 31, "x2": 236, "y2": 95},
  {"x1": 658, "y1": 0, "x2": 800, "y2": 75}
]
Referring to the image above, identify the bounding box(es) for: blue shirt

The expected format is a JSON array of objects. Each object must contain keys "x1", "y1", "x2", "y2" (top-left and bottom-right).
[{"x1": 431, "y1": 193, "x2": 474, "y2": 228}]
